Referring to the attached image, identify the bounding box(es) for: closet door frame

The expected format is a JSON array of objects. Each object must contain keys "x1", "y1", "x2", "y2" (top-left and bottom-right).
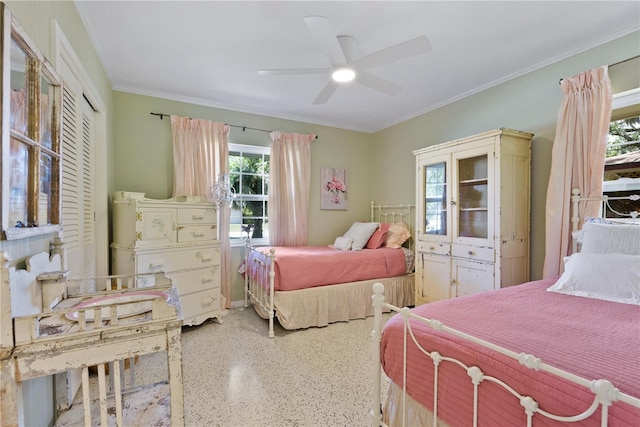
[{"x1": 53, "y1": 21, "x2": 108, "y2": 279}]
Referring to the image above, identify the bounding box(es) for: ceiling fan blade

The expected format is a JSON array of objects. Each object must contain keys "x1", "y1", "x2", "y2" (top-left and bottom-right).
[
  {"x1": 258, "y1": 68, "x2": 331, "y2": 76},
  {"x1": 352, "y1": 35, "x2": 431, "y2": 70},
  {"x1": 313, "y1": 80, "x2": 339, "y2": 105},
  {"x1": 357, "y1": 71, "x2": 402, "y2": 95},
  {"x1": 303, "y1": 15, "x2": 348, "y2": 66}
]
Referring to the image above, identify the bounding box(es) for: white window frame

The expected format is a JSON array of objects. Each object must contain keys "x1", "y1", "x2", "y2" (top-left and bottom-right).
[{"x1": 228, "y1": 143, "x2": 270, "y2": 247}]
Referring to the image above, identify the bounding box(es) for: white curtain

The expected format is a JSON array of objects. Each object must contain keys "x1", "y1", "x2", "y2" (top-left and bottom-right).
[
  {"x1": 268, "y1": 131, "x2": 316, "y2": 246},
  {"x1": 542, "y1": 66, "x2": 612, "y2": 278},
  {"x1": 171, "y1": 115, "x2": 232, "y2": 308}
]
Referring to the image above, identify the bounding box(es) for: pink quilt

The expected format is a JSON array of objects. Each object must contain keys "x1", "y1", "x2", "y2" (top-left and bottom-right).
[
  {"x1": 381, "y1": 278, "x2": 640, "y2": 426},
  {"x1": 248, "y1": 246, "x2": 408, "y2": 291}
]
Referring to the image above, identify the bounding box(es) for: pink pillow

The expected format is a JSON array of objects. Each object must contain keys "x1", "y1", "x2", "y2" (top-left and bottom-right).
[
  {"x1": 366, "y1": 223, "x2": 391, "y2": 249},
  {"x1": 384, "y1": 222, "x2": 411, "y2": 248}
]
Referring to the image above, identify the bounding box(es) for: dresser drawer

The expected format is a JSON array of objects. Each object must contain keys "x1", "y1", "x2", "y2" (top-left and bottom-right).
[
  {"x1": 178, "y1": 207, "x2": 216, "y2": 225},
  {"x1": 180, "y1": 288, "x2": 220, "y2": 318},
  {"x1": 451, "y1": 244, "x2": 494, "y2": 262},
  {"x1": 177, "y1": 224, "x2": 217, "y2": 243},
  {"x1": 137, "y1": 246, "x2": 220, "y2": 274},
  {"x1": 170, "y1": 266, "x2": 221, "y2": 295},
  {"x1": 416, "y1": 241, "x2": 450, "y2": 256}
]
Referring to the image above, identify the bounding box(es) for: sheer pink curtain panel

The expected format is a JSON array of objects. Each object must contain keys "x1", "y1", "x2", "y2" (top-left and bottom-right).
[
  {"x1": 542, "y1": 66, "x2": 612, "y2": 278},
  {"x1": 269, "y1": 131, "x2": 316, "y2": 246},
  {"x1": 171, "y1": 115, "x2": 232, "y2": 308}
]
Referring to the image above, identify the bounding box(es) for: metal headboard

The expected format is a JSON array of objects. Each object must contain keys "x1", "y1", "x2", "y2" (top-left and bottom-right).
[
  {"x1": 370, "y1": 202, "x2": 415, "y2": 251},
  {"x1": 570, "y1": 188, "x2": 640, "y2": 253}
]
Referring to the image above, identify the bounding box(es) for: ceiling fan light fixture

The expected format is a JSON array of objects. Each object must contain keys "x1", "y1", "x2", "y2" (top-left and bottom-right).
[{"x1": 332, "y1": 67, "x2": 356, "y2": 83}]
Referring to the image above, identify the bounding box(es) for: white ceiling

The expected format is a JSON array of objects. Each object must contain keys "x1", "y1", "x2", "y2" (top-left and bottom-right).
[{"x1": 75, "y1": 1, "x2": 640, "y2": 133}]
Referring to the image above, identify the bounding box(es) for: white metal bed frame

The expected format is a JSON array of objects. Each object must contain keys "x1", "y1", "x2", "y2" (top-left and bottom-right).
[
  {"x1": 371, "y1": 189, "x2": 640, "y2": 426},
  {"x1": 244, "y1": 202, "x2": 415, "y2": 338}
]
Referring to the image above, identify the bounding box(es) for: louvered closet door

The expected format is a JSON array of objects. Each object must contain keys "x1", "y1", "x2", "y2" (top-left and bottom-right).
[{"x1": 61, "y1": 65, "x2": 96, "y2": 292}]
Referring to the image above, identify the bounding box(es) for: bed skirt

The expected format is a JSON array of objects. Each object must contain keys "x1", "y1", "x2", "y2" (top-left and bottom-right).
[
  {"x1": 252, "y1": 273, "x2": 414, "y2": 330},
  {"x1": 383, "y1": 380, "x2": 449, "y2": 427}
]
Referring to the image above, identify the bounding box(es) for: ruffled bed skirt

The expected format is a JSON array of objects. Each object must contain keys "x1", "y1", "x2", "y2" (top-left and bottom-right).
[
  {"x1": 383, "y1": 380, "x2": 450, "y2": 427},
  {"x1": 252, "y1": 273, "x2": 414, "y2": 330}
]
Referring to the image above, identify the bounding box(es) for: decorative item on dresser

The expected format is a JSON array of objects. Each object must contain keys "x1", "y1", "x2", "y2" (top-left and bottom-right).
[
  {"x1": 111, "y1": 191, "x2": 222, "y2": 326},
  {"x1": 371, "y1": 188, "x2": 640, "y2": 427},
  {"x1": 413, "y1": 128, "x2": 533, "y2": 305}
]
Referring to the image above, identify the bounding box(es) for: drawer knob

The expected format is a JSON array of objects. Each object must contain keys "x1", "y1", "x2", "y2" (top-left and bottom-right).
[
  {"x1": 148, "y1": 263, "x2": 164, "y2": 271},
  {"x1": 202, "y1": 296, "x2": 216, "y2": 306},
  {"x1": 192, "y1": 232, "x2": 205, "y2": 238},
  {"x1": 429, "y1": 246, "x2": 435, "y2": 251},
  {"x1": 468, "y1": 251, "x2": 475, "y2": 256},
  {"x1": 192, "y1": 215, "x2": 204, "y2": 220},
  {"x1": 201, "y1": 277, "x2": 213, "y2": 284}
]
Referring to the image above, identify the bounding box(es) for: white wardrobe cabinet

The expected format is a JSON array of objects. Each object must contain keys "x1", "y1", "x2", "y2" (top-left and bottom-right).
[
  {"x1": 414, "y1": 128, "x2": 533, "y2": 305},
  {"x1": 111, "y1": 191, "x2": 222, "y2": 326}
]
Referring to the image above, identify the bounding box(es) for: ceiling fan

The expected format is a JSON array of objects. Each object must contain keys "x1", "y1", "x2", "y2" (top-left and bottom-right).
[{"x1": 258, "y1": 16, "x2": 431, "y2": 105}]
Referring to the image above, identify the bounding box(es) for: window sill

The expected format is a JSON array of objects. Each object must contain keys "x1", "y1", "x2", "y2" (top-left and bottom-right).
[{"x1": 230, "y1": 238, "x2": 269, "y2": 248}]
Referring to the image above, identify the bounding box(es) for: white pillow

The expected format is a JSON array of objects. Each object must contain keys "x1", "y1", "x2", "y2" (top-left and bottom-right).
[
  {"x1": 547, "y1": 252, "x2": 640, "y2": 305},
  {"x1": 332, "y1": 236, "x2": 353, "y2": 251},
  {"x1": 343, "y1": 222, "x2": 380, "y2": 251},
  {"x1": 580, "y1": 222, "x2": 640, "y2": 255}
]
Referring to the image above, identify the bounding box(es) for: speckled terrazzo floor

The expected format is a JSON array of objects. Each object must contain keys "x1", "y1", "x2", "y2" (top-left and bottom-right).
[{"x1": 135, "y1": 307, "x2": 392, "y2": 427}]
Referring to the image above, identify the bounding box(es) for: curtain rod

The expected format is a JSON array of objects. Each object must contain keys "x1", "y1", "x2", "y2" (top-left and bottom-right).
[
  {"x1": 150, "y1": 112, "x2": 318, "y2": 139},
  {"x1": 558, "y1": 55, "x2": 640, "y2": 85}
]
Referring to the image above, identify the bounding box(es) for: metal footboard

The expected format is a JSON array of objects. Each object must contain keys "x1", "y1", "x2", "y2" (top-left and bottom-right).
[
  {"x1": 243, "y1": 239, "x2": 276, "y2": 338},
  {"x1": 371, "y1": 283, "x2": 640, "y2": 427}
]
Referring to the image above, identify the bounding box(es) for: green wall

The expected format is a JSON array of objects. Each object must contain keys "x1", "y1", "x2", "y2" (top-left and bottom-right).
[
  {"x1": 112, "y1": 91, "x2": 373, "y2": 301},
  {"x1": 370, "y1": 31, "x2": 640, "y2": 281},
  {"x1": 3, "y1": 2, "x2": 115, "y2": 426}
]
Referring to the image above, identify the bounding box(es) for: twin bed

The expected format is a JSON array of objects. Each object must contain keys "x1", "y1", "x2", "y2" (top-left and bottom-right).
[
  {"x1": 372, "y1": 189, "x2": 640, "y2": 426},
  {"x1": 243, "y1": 202, "x2": 415, "y2": 337}
]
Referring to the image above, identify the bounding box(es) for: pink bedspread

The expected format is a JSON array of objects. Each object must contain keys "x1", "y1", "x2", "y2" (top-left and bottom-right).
[
  {"x1": 381, "y1": 278, "x2": 640, "y2": 426},
  {"x1": 249, "y1": 246, "x2": 408, "y2": 291}
]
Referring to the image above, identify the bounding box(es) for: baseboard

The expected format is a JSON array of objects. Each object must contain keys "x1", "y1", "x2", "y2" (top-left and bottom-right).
[{"x1": 230, "y1": 299, "x2": 246, "y2": 309}]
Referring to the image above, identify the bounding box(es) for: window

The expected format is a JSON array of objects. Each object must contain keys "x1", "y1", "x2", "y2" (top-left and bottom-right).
[
  {"x1": 229, "y1": 143, "x2": 270, "y2": 245},
  {"x1": 604, "y1": 88, "x2": 640, "y2": 217},
  {"x1": 1, "y1": 5, "x2": 62, "y2": 239}
]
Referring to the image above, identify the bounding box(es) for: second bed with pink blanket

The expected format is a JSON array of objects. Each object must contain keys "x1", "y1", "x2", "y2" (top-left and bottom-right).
[
  {"x1": 244, "y1": 203, "x2": 416, "y2": 337},
  {"x1": 379, "y1": 278, "x2": 640, "y2": 426},
  {"x1": 248, "y1": 245, "x2": 411, "y2": 291}
]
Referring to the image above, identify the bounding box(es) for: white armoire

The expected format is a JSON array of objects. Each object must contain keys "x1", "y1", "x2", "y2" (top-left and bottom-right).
[
  {"x1": 414, "y1": 128, "x2": 533, "y2": 306},
  {"x1": 111, "y1": 191, "x2": 222, "y2": 326}
]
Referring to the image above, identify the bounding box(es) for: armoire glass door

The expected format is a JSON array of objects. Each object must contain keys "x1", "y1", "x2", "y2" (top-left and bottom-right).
[
  {"x1": 423, "y1": 161, "x2": 447, "y2": 236},
  {"x1": 457, "y1": 154, "x2": 488, "y2": 238}
]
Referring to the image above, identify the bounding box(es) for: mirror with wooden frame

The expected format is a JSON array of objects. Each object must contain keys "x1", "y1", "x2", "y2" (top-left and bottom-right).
[{"x1": 1, "y1": 4, "x2": 62, "y2": 240}]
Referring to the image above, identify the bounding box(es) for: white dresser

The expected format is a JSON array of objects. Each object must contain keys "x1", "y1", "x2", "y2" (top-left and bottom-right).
[
  {"x1": 111, "y1": 191, "x2": 222, "y2": 326},
  {"x1": 414, "y1": 128, "x2": 533, "y2": 306}
]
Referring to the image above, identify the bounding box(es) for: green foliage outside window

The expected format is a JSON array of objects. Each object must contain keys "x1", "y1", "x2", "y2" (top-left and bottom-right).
[
  {"x1": 608, "y1": 117, "x2": 640, "y2": 157},
  {"x1": 229, "y1": 150, "x2": 269, "y2": 239}
]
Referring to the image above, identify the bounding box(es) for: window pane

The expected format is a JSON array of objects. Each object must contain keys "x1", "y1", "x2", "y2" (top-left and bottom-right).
[
  {"x1": 242, "y1": 152, "x2": 263, "y2": 173},
  {"x1": 40, "y1": 75, "x2": 53, "y2": 149},
  {"x1": 10, "y1": 40, "x2": 28, "y2": 135},
  {"x1": 241, "y1": 174, "x2": 264, "y2": 195},
  {"x1": 229, "y1": 152, "x2": 241, "y2": 172},
  {"x1": 230, "y1": 171, "x2": 240, "y2": 194},
  {"x1": 39, "y1": 153, "x2": 52, "y2": 224},
  {"x1": 9, "y1": 138, "x2": 29, "y2": 227},
  {"x1": 244, "y1": 200, "x2": 264, "y2": 217},
  {"x1": 245, "y1": 218, "x2": 266, "y2": 239}
]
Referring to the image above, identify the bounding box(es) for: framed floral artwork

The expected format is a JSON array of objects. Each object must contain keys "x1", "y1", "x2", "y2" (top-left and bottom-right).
[{"x1": 321, "y1": 167, "x2": 348, "y2": 210}]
